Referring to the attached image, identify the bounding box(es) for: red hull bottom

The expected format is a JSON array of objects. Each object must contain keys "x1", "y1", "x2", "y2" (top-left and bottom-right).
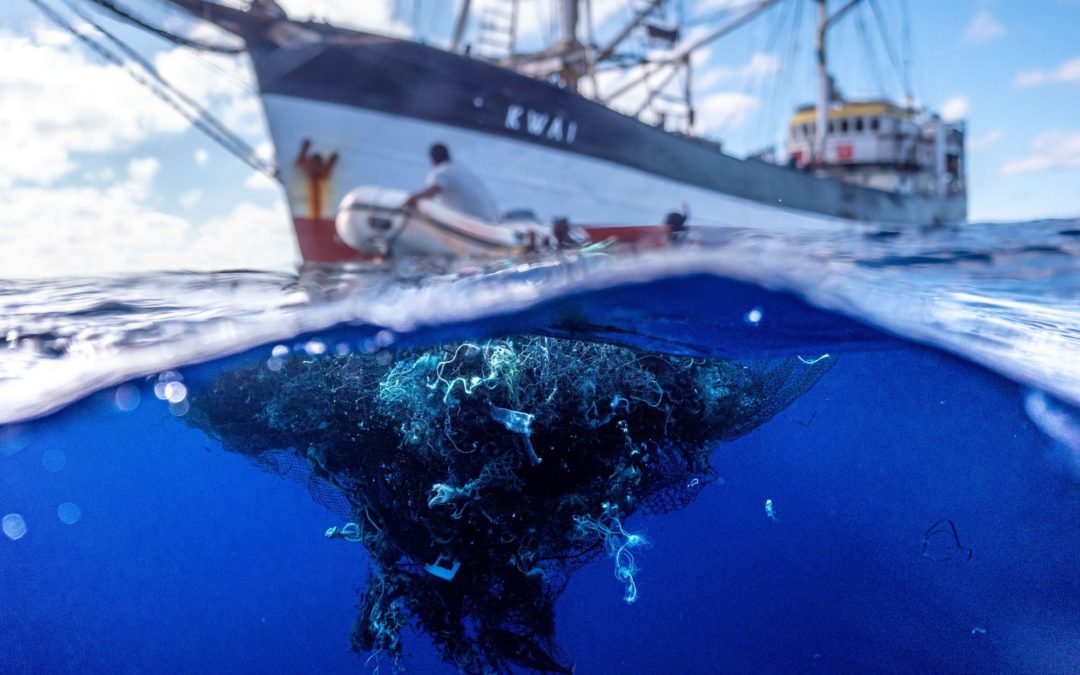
[
  {"x1": 292, "y1": 217, "x2": 663, "y2": 263},
  {"x1": 294, "y1": 217, "x2": 371, "y2": 263}
]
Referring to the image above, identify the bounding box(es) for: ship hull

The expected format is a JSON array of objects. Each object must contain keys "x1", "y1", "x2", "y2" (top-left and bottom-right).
[{"x1": 245, "y1": 24, "x2": 966, "y2": 262}]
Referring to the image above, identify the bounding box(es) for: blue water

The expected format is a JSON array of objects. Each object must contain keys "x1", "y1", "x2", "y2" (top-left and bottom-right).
[{"x1": 3, "y1": 221, "x2": 1080, "y2": 673}]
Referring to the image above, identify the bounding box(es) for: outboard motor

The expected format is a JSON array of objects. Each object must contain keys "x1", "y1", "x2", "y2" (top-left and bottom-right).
[{"x1": 335, "y1": 187, "x2": 410, "y2": 256}]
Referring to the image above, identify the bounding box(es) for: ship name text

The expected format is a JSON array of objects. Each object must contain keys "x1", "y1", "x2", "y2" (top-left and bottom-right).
[{"x1": 504, "y1": 105, "x2": 578, "y2": 145}]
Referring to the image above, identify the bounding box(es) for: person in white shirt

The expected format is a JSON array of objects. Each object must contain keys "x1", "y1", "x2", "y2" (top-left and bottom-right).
[{"x1": 404, "y1": 143, "x2": 500, "y2": 222}]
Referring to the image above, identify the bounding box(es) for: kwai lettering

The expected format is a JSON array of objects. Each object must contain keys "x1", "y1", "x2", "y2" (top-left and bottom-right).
[
  {"x1": 504, "y1": 105, "x2": 578, "y2": 145},
  {"x1": 505, "y1": 105, "x2": 524, "y2": 131},
  {"x1": 526, "y1": 111, "x2": 550, "y2": 136},
  {"x1": 546, "y1": 117, "x2": 564, "y2": 141}
]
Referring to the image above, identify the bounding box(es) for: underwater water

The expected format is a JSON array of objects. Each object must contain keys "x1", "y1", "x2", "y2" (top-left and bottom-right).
[{"x1": 2, "y1": 220, "x2": 1080, "y2": 673}]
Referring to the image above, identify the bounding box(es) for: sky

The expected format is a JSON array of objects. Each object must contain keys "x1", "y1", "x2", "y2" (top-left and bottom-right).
[{"x1": 1, "y1": 0, "x2": 1079, "y2": 276}]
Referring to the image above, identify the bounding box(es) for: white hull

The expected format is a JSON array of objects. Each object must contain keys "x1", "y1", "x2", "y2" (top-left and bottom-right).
[{"x1": 265, "y1": 93, "x2": 866, "y2": 239}]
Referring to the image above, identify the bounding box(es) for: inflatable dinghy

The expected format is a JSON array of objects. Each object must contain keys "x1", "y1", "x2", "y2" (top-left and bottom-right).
[{"x1": 335, "y1": 187, "x2": 575, "y2": 257}]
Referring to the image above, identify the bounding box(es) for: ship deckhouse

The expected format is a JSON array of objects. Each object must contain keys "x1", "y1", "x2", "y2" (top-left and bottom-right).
[{"x1": 786, "y1": 100, "x2": 966, "y2": 198}]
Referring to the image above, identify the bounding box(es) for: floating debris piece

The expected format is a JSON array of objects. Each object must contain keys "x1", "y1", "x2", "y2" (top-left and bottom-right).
[
  {"x1": 325, "y1": 522, "x2": 362, "y2": 542},
  {"x1": 423, "y1": 555, "x2": 462, "y2": 582},
  {"x1": 922, "y1": 519, "x2": 973, "y2": 562}
]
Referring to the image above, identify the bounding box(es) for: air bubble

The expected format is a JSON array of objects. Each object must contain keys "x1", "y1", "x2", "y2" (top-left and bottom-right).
[
  {"x1": 114, "y1": 384, "x2": 141, "y2": 412},
  {"x1": 169, "y1": 399, "x2": 191, "y2": 417},
  {"x1": 154, "y1": 371, "x2": 183, "y2": 400},
  {"x1": 375, "y1": 330, "x2": 395, "y2": 347},
  {"x1": 42, "y1": 448, "x2": 67, "y2": 473},
  {"x1": 2, "y1": 513, "x2": 27, "y2": 540},
  {"x1": 0, "y1": 425, "x2": 30, "y2": 456},
  {"x1": 57, "y1": 502, "x2": 82, "y2": 525},
  {"x1": 163, "y1": 381, "x2": 188, "y2": 404}
]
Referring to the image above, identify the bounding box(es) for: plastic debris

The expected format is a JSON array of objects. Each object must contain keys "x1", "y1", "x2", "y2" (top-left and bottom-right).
[
  {"x1": 325, "y1": 522, "x2": 363, "y2": 542},
  {"x1": 424, "y1": 555, "x2": 462, "y2": 581}
]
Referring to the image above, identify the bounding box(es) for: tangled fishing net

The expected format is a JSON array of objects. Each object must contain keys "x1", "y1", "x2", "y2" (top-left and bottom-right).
[{"x1": 186, "y1": 336, "x2": 831, "y2": 674}]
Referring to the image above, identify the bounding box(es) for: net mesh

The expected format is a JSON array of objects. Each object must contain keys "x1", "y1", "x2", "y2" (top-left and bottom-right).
[{"x1": 186, "y1": 336, "x2": 832, "y2": 674}]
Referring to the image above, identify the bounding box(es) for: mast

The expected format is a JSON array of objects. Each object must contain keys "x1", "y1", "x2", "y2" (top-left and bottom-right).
[
  {"x1": 556, "y1": 0, "x2": 584, "y2": 88},
  {"x1": 815, "y1": 0, "x2": 862, "y2": 163},
  {"x1": 451, "y1": 0, "x2": 472, "y2": 52},
  {"x1": 601, "y1": 0, "x2": 779, "y2": 105},
  {"x1": 594, "y1": 0, "x2": 664, "y2": 64},
  {"x1": 814, "y1": 0, "x2": 827, "y2": 164},
  {"x1": 558, "y1": 0, "x2": 579, "y2": 49}
]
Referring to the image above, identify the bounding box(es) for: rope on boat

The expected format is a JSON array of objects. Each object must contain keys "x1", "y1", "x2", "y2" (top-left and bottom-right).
[{"x1": 85, "y1": 0, "x2": 246, "y2": 54}]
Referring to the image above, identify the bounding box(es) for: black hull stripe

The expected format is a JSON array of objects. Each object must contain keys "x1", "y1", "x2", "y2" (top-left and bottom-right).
[{"x1": 250, "y1": 25, "x2": 965, "y2": 226}]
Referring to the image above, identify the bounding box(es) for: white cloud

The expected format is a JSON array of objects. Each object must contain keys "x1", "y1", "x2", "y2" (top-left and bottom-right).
[
  {"x1": 1000, "y1": 131, "x2": 1080, "y2": 176},
  {"x1": 962, "y1": 11, "x2": 1004, "y2": 45},
  {"x1": 0, "y1": 28, "x2": 187, "y2": 187},
  {"x1": 81, "y1": 167, "x2": 116, "y2": 183},
  {"x1": 1015, "y1": 57, "x2": 1080, "y2": 88},
  {"x1": 696, "y1": 92, "x2": 759, "y2": 133},
  {"x1": 0, "y1": 180, "x2": 187, "y2": 278},
  {"x1": 254, "y1": 140, "x2": 275, "y2": 160},
  {"x1": 589, "y1": 43, "x2": 771, "y2": 129},
  {"x1": 277, "y1": 0, "x2": 410, "y2": 36},
  {"x1": 940, "y1": 95, "x2": 969, "y2": 123},
  {"x1": 153, "y1": 48, "x2": 264, "y2": 145},
  {"x1": 0, "y1": 25, "x2": 296, "y2": 277},
  {"x1": 188, "y1": 201, "x2": 298, "y2": 270},
  {"x1": 695, "y1": 0, "x2": 750, "y2": 11},
  {"x1": 127, "y1": 157, "x2": 160, "y2": 190},
  {"x1": 507, "y1": 0, "x2": 626, "y2": 49},
  {"x1": 178, "y1": 189, "x2": 203, "y2": 210},
  {"x1": 244, "y1": 171, "x2": 277, "y2": 191},
  {"x1": 969, "y1": 129, "x2": 1004, "y2": 151},
  {"x1": 0, "y1": 168, "x2": 296, "y2": 277},
  {"x1": 695, "y1": 52, "x2": 780, "y2": 92}
]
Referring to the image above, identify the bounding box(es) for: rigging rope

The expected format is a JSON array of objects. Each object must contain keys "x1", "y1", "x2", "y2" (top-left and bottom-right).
[
  {"x1": 854, "y1": 8, "x2": 886, "y2": 98},
  {"x1": 84, "y1": 0, "x2": 246, "y2": 54},
  {"x1": 867, "y1": 0, "x2": 907, "y2": 99},
  {"x1": 743, "y1": 0, "x2": 793, "y2": 152},
  {"x1": 78, "y1": 1, "x2": 256, "y2": 95},
  {"x1": 899, "y1": 0, "x2": 915, "y2": 101},
  {"x1": 25, "y1": 0, "x2": 277, "y2": 180}
]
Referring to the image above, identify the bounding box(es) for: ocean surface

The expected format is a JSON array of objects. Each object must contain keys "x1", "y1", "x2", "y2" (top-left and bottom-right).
[{"x1": 2, "y1": 219, "x2": 1080, "y2": 674}]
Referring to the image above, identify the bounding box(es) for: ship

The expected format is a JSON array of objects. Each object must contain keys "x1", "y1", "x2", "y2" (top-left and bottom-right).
[{"x1": 84, "y1": 0, "x2": 968, "y2": 261}]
